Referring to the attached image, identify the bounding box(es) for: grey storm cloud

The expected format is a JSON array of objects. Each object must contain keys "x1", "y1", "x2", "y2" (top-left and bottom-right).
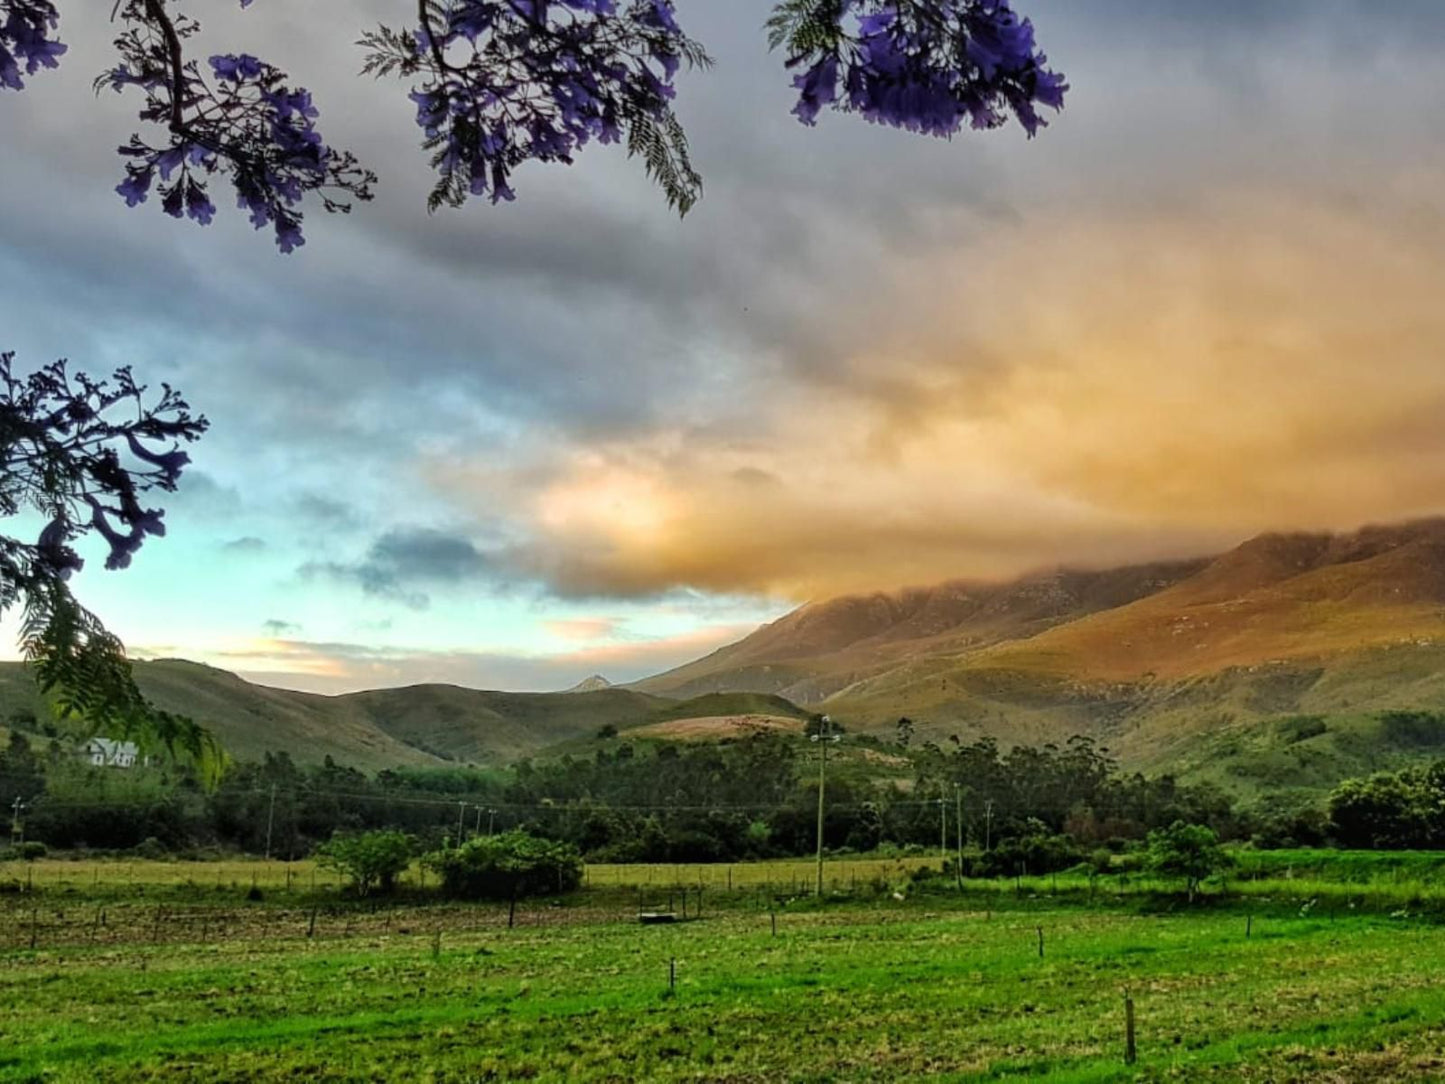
[
  {"x1": 7, "y1": 0, "x2": 1445, "y2": 610},
  {"x1": 301, "y1": 528, "x2": 501, "y2": 610},
  {"x1": 7, "y1": 0, "x2": 1445, "y2": 456}
]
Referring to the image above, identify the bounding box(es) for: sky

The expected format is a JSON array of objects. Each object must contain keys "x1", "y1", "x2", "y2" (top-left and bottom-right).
[{"x1": 4, "y1": 0, "x2": 1445, "y2": 694}]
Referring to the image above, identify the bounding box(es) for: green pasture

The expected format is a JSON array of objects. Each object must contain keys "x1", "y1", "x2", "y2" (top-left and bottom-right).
[{"x1": 4, "y1": 852, "x2": 1445, "y2": 1080}]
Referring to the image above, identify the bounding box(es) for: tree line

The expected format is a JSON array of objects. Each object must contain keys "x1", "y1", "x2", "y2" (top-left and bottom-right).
[{"x1": 3, "y1": 719, "x2": 1245, "y2": 866}]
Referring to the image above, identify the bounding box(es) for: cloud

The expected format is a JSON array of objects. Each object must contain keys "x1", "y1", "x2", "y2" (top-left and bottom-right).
[
  {"x1": 8, "y1": 0, "x2": 1445, "y2": 691},
  {"x1": 222, "y1": 537, "x2": 267, "y2": 553},
  {"x1": 292, "y1": 495, "x2": 361, "y2": 530},
  {"x1": 214, "y1": 623, "x2": 753, "y2": 693},
  {"x1": 261, "y1": 619, "x2": 300, "y2": 635},
  {"x1": 543, "y1": 617, "x2": 622, "y2": 642},
  {"x1": 425, "y1": 181, "x2": 1445, "y2": 599},
  {"x1": 301, "y1": 527, "x2": 499, "y2": 609}
]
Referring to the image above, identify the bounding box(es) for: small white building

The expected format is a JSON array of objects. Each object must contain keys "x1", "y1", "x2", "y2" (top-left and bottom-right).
[{"x1": 82, "y1": 738, "x2": 142, "y2": 769}]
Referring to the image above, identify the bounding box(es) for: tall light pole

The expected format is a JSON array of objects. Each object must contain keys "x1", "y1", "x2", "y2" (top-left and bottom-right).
[{"x1": 812, "y1": 714, "x2": 840, "y2": 897}]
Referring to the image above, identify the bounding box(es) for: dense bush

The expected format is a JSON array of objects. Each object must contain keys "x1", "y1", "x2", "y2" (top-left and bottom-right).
[
  {"x1": 426, "y1": 831, "x2": 582, "y2": 900},
  {"x1": 316, "y1": 830, "x2": 413, "y2": 896},
  {"x1": 972, "y1": 823, "x2": 1083, "y2": 877},
  {"x1": 0, "y1": 841, "x2": 47, "y2": 861}
]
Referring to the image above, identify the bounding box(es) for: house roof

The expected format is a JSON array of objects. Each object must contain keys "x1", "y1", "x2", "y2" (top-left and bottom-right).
[{"x1": 84, "y1": 738, "x2": 140, "y2": 756}]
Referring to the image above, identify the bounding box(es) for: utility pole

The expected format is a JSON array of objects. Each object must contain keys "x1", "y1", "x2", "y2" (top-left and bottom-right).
[
  {"x1": 954, "y1": 784, "x2": 964, "y2": 886},
  {"x1": 264, "y1": 784, "x2": 276, "y2": 860},
  {"x1": 475, "y1": 806, "x2": 483, "y2": 835},
  {"x1": 984, "y1": 798, "x2": 995, "y2": 853},
  {"x1": 457, "y1": 801, "x2": 466, "y2": 843},
  {"x1": 10, "y1": 796, "x2": 26, "y2": 847},
  {"x1": 812, "y1": 715, "x2": 840, "y2": 896},
  {"x1": 939, "y1": 796, "x2": 947, "y2": 860},
  {"x1": 488, "y1": 808, "x2": 497, "y2": 836}
]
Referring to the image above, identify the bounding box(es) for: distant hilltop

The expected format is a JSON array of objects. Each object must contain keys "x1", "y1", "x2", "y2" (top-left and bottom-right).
[{"x1": 563, "y1": 674, "x2": 613, "y2": 694}]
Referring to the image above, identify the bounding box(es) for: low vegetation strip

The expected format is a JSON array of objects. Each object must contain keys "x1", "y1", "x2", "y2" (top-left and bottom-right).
[{"x1": 5, "y1": 887, "x2": 1445, "y2": 1082}]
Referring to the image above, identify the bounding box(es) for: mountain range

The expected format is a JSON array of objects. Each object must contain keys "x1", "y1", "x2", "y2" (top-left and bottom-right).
[
  {"x1": 6, "y1": 519, "x2": 1445, "y2": 797},
  {"x1": 637, "y1": 518, "x2": 1445, "y2": 793}
]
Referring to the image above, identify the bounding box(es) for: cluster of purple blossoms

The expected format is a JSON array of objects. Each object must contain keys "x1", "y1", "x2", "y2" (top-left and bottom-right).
[
  {"x1": 366, "y1": 0, "x2": 705, "y2": 212},
  {"x1": 0, "y1": 0, "x2": 65, "y2": 91},
  {"x1": 3, "y1": 0, "x2": 1063, "y2": 250},
  {"x1": 784, "y1": 0, "x2": 1066, "y2": 138},
  {"x1": 100, "y1": 0, "x2": 372, "y2": 252}
]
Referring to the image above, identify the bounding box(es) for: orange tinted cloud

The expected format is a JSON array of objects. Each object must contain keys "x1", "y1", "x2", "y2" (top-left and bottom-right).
[{"x1": 428, "y1": 180, "x2": 1445, "y2": 599}]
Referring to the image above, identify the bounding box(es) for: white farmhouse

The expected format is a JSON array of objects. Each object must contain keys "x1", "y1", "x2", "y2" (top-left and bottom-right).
[{"x1": 82, "y1": 738, "x2": 142, "y2": 769}]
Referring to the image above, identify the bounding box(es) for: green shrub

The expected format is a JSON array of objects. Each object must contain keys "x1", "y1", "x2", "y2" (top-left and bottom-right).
[
  {"x1": 974, "y1": 824, "x2": 1082, "y2": 878},
  {"x1": 18, "y1": 841, "x2": 46, "y2": 861},
  {"x1": 426, "y1": 831, "x2": 582, "y2": 900},
  {"x1": 1146, "y1": 821, "x2": 1233, "y2": 902},
  {"x1": 316, "y1": 830, "x2": 413, "y2": 896}
]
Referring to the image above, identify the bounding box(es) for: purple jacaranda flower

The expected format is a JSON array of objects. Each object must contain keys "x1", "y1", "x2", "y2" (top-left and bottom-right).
[
  {"x1": 86, "y1": 498, "x2": 144, "y2": 570},
  {"x1": 115, "y1": 169, "x2": 153, "y2": 207},
  {"x1": 641, "y1": 0, "x2": 678, "y2": 34},
  {"x1": 448, "y1": 3, "x2": 497, "y2": 42},
  {"x1": 791, "y1": 54, "x2": 839, "y2": 126},
  {"x1": 1, "y1": 0, "x2": 66, "y2": 91},
  {"x1": 209, "y1": 53, "x2": 264, "y2": 82},
  {"x1": 788, "y1": 0, "x2": 1065, "y2": 140},
  {"x1": 0, "y1": 46, "x2": 21, "y2": 91},
  {"x1": 274, "y1": 215, "x2": 305, "y2": 252},
  {"x1": 36, "y1": 515, "x2": 83, "y2": 579},
  {"x1": 399, "y1": 0, "x2": 698, "y2": 211},
  {"x1": 410, "y1": 89, "x2": 448, "y2": 135},
  {"x1": 183, "y1": 187, "x2": 213, "y2": 225},
  {"x1": 125, "y1": 432, "x2": 191, "y2": 480},
  {"x1": 490, "y1": 162, "x2": 516, "y2": 203},
  {"x1": 155, "y1": 145, "x2": 186, "y2": 180}
]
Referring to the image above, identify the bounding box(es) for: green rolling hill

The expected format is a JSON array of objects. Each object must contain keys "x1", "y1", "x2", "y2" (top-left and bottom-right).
[{"x1": 0, "y1": 660, "x2": 810, "y2": 772}]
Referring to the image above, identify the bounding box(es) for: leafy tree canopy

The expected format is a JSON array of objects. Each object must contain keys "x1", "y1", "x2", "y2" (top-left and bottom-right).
[
  {"x1": 1145, "y1": 820, "x2": 1232, "y2": 903},
  {"x1": 316, "y1": 829, "x2": 415, "y2": 896},
  {"x1": 0, "y1": 355, "x2": 221, "y2": 781}
]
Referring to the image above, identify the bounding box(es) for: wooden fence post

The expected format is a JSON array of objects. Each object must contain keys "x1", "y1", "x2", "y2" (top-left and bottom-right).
[{"x1": 1124, "y1": 991, "x2": 1137, "y2": 1065}]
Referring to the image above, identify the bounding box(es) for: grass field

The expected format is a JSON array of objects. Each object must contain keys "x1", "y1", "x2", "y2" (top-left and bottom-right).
[
  {"x1": 5, "y1": 854, "x2": 1445, "y2": 1081},
  {"x1": 0, "y1": 855, "x2": 937, "y2": 896}
]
